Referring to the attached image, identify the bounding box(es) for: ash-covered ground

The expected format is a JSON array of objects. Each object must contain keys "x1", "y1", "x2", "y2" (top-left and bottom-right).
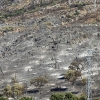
[{"x1": 0, "y1": 14, "x2": 100, "y2": 99}]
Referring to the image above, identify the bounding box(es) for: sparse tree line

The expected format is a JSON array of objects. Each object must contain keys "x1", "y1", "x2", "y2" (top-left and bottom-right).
[
  {"x1": 0, "y1": 59, "x2": 87, "y2": 99},
  {"x1": 0, "y1": 75, "x2": 48, "y2": 99},
  {"x1": 2, "y1": 76, "x2": 25, "y2": 99},
  {"x1": 0, "y1": 92, "x2": 100, "y2": 100},
  {"x1": 0, "y1": 57, "x2": 99, "y2": 99},
  {"x1": 50, "y1": 92, "x2": 100, "y2": 100},
  {"x1": 50, "y1": 92, "x2": 86, "y2": 100},
  {"x1": 64, "y1": 58, "x2": 87, "y2": 93}
]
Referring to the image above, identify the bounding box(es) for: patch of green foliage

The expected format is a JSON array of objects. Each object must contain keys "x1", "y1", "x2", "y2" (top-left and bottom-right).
[
  {"x1": 0, "y1": 97, "x2": 8, "y2": 100},
  {"x1": 19, "y1": 97, "x2": 33, "y2": 100},
  {"x1": 50, "y1": 93, "x2": 64, "y2": 100},
  {"x1": 50, "y1": 92, "x2": 87, "y2": 100}
]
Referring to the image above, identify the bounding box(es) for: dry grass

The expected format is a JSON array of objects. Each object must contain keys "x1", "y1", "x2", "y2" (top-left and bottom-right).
[{"x1": 78, "y1": 11, "x2": 100, "y2": 23}]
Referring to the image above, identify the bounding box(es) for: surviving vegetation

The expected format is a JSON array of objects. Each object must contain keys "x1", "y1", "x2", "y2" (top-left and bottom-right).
[{"x1": 0, "y1": 0, "x2": 100, "y2": 100}]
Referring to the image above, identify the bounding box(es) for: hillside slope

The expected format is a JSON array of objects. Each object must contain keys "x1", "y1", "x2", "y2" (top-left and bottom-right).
[{"x1": 0, "y1": 0, "x2": 100, "y2": 100}]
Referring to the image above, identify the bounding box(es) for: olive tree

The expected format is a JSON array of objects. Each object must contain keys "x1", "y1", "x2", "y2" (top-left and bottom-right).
[
  {"x1": 11, "y1": 83, "x2": 25, "y2": 99},
  {"x1": 30, "y1": 76, "x2": 48, "y2": 87},
  {"x1": 50, "y1": 93, "x2": 64, "y2": 100},
  {"x1": 79, "y1": 94, "x2": 87, "y2": 100},
  {"x1": 64, "y1": 92, "x2": 78, "y2": 100},
  {"x1": 4, "y1": 84, "x2": 12, "y2": 98},
  {"x1": 65, "y1": 69, "x2": 81, "y2": 91}
]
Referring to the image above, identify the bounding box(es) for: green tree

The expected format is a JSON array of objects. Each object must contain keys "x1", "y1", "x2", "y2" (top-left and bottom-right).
[
  {"x1": 30, "y1": 76, "x2": 48, "y2": 87},
  {"x1": 73, "y1": 96, "x2": 79, "y2": 100},
  {"x1": 79, "y1": 94, "x2": 86, "y2": 100},
  {"x1": 50, "y1": 93, "x2": 64, "y2": 100},
  {"x1": 65, "y1": 69, "x2": 81, "y2": 85},
  {"x1": 64, "y1": 92, "x2": 78, "y2": 100},
  {"x1": 64, "y1": 92, "x2": 73, "y2": 100},
  {"x1": 4, "y1": 84, "x2": 12, "y2": 98},
  {"x1": 11, "y1": 83, "x2": 25, "y2": 99},
  {"x1": 65, "y1": 69, "x2": 81, "y2": 91}
]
